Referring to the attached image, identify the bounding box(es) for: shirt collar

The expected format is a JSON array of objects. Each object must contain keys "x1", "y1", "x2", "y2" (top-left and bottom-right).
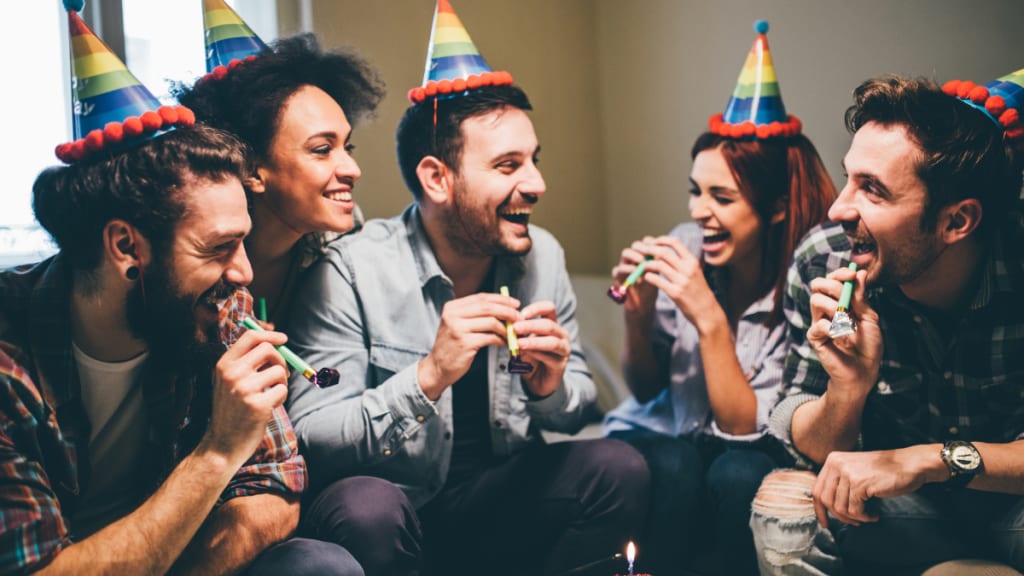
[
  {"x1": 403, "y1": 204, "x2": 449, "y2": 288},
  {"x1": 29, "y1": 253, "x2": 78, "y2": 412}
]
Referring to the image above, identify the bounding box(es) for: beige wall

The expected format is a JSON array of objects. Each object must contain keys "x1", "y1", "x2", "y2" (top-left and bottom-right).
[{"x1": 280, "y1": 0, "x2": 1024, "y2": 275}]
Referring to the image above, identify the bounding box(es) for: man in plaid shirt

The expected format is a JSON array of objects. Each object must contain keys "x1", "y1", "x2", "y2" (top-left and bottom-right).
[
  {"x1": 751, "y1": 75, "x2": 1024, "y2": 574},
  {"x1": 0, "y1": 125, "x2": 361, "y2": 575}
]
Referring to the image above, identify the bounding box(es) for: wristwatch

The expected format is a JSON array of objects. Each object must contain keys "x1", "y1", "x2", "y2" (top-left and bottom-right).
[{"x1": 940, "y1": 440, "x2": 982, "y2": 488}]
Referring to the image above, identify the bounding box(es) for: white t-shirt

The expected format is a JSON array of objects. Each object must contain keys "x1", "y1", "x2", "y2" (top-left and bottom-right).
[{"x1": 70, "y1": 342, "x2": 148, "y2": 539}]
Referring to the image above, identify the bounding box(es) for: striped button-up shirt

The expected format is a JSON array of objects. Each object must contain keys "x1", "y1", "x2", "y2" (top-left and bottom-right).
[
  {"x1": 603, "y1": 222, "x2": 788, "y2": 442},
  {"x1": 769, "y1": 220, "x2": 1024, "y2": 468},
  {"x1": 0, "y1": 255, "x2": 306, "y2": 574}
]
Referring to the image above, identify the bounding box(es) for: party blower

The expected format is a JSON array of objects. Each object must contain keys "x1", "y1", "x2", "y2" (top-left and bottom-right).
[
  {"x1": 828, "y1": 262, "x2": 858, "y2": 339},
  {"x1": 608, "y1": 256, "x2": 653, "y2": 304},
  {"x1": 499, "y1": 286, "x2": 532, "y2": 374},
  {"x1": 241, "y1": 317, "x2": 340, "y2": 387}
]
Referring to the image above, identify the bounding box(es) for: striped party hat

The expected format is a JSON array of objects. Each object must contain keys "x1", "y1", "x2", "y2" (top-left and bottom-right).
[
  {"x1": 407, "y1": 0, "x2": 513, "y2": 104},
  {"x1": 56, "y1": 0, "x2": 194, "y2": 164},
  {"x1": 709, "y1": 20, "x2": 801, "y2": 140},
  {"x1": 202, "y1": 0, "x2": 268, "y2": 81},
  {"x1": 943, "y1": 68, "x2": 1024, "y2": 149}
]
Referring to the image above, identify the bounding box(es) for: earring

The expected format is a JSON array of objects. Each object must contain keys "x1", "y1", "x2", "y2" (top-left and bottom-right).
[{"x1": 126, "y1": 266, "x2": 139, "y2": 281}]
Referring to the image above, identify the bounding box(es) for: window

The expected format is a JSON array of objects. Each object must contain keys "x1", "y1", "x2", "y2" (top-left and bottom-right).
[
  {"x1": 0, "y1": 0, "x2": 66, "y2": 266},
  {"x1": 123, "y1": 0, "x2": 278, "y2": 103}
]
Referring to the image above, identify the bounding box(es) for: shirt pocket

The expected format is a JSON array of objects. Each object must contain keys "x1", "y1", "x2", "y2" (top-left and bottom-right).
[
  {"x1": 368, "y1": 343, "x2": 427, "y2": 387},
  {"x1": 874, "y1": 364, "x2": 924, "y2": 413}
]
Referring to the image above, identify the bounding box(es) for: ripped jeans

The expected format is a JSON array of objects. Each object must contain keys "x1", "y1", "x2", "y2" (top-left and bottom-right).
[{"x1": 750, "y1": 470, "x2": 1024, "y2": 575}]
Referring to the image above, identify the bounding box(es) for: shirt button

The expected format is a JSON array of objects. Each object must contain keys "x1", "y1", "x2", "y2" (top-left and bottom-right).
[
  {"x1": 877, "y1": 381, "x2": 891, "y2": 393},
  {"x1": 444, "y1": 432, "x2": 452, "y2": 440},
  {"x1": 943, "y1": 371, "x2": 953, "y2": 380},
  {"x1": 949, "y1": 426, "x2": 959, "y2": 435},
  {"x1": 494, "y1": 420, "x2": 503, "y2": 428},
  {"x1": 913, "y1": 315, "x2": 923, "y2": 324},
  {"x1": 383, "y1": 449, "x2": 392, "y2": 457},
  {"x1": 416, "y1": 414, "x2": 425, "y2": 423},
  {"x1": 499, "y1": 364, "x2": 507, "y2": 371}
]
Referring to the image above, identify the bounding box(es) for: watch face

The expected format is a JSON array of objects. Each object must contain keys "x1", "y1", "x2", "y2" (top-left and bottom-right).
[{"x1": 950, "y1": 444, "x2": 982, "y2": 471}]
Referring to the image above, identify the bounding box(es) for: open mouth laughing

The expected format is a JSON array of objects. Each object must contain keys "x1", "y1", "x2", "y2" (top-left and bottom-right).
[
  {"x1": 500, "y1": 206, "x2": 532, "y2": 227},
  {"x1": 324, "y1": 190, "x2": 353, "y2": 203}
]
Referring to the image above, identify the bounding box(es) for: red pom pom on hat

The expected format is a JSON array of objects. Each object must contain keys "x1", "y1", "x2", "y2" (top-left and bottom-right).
[
  {"x1": 177, "y1": 105, "x2": 195, "y2": 125},
  {"x1": 968, "y1": 85, "x2": 990, "y2": 105},
  {"x1": 140, "y1": 110, "x2": 162, "y2": 132},
  {"x1": 84, "y1": 129, "x2": 105, "y2": 153},
  {"x1": 999, "y1": 108, "x2": 1019, "y2": 128},
  {"x1": 986, "y1": 95, "x2": 1007, "y2": 117},
  {"x1": 158, "y1": 105, "x2": 179, "y2": 125},
  {"x1": 103, "y1": 122, "x2": 124, "y2": 144},
  {"x1": 123, "y1": 117, "x2": 144, "y2": 137}
]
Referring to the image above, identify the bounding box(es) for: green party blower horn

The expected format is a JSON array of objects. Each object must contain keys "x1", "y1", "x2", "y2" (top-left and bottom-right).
[
  {"x1": 608, "y1": 256, "x2": 653, "y2": 304},
  {"x1": 241, "y1": 317, "x2": 340, "y2": 387}
]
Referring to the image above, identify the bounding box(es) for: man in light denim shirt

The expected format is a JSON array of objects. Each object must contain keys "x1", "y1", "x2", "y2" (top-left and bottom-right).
[{"x1": 284, "y1": 81, "x2": 648, "y2": 575}]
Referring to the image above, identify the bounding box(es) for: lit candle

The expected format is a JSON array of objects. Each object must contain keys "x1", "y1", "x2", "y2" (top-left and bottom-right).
[{"x1": 626, "y1": 541, "x2": 636, "y2": 576}]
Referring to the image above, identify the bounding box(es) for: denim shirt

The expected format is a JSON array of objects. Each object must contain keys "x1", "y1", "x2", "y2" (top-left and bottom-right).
[
  {"x1": 284, "y1": 204, "x2": 596, "y2": 507},
  {"x1": 603, "y1": 222, "x2": 787, "y2": 442}
]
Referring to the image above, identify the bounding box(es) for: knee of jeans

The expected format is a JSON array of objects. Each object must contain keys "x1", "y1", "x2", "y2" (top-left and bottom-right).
[
  {"x1": 707, "y1": 449, "x2": 775, "y2": 497},
  {"x1": 249, "y1": 538, "x2": 365, "y2": 576},
  {"x1": 583, "y1": 439, "x2": 651, "y2": 517},
  {"x1": 750, "y1": 470, "x2": 823, "y2": 564},
  {"x1": 307, "y1": 476, "x2": 417, "y2": 540}
]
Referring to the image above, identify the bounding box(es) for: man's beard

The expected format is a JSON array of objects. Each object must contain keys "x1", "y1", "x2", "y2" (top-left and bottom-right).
[
  {"x1": 125, "y1": 260, "x2": 235, "y2": 374},
  {"x1": 444, "y1": 186, "x2": 532, "y2": 259}
]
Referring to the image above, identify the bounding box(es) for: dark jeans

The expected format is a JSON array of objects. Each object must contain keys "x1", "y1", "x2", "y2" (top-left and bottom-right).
[
  {"x1": 301, "y1": 475, "x2": 423, "y2": 576},
  {"x1": 608, "y1": 429, "x2": 786, "y2": 575},
  {"x1": 418, "y1": 438, "x2": 649, "y2": 576},
  {"x1": 837, "y1": 486, "x2": 1024, "y2": 573},
  {"x1": 244, "y1": 537, "x2": 364, "y2": 576}
]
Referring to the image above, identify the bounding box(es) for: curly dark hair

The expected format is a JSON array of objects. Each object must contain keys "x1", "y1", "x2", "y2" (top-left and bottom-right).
[
  {"x1": 33, "y1": 125, "x2": 249, "y2": 278},
  {"x1": 845, "y1": 75, "x2": 1023, "y2": 236},
  {"x1": 173, "y1": 33, "x2": 385, "y2": 163},
  {"x1": 396, "y1": 85, "x2": 532, "y2": 200}
]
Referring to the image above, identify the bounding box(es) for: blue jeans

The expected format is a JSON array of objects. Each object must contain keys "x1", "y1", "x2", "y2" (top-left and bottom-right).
[
  {"x1": 751, "y1": 470, "x2": 1024, "y2": 575},
  {"x1": 608, "y1": 429, "x2": 783, "y2": 575}
]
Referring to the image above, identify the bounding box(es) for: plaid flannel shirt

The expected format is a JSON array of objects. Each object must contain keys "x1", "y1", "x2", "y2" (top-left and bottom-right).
[
  {"x1": 0, "y1": 255, "x2": 306, "y2": 574},
  {"x1": 769, "y1": 220, "x2": 1024, "y2": 468}
]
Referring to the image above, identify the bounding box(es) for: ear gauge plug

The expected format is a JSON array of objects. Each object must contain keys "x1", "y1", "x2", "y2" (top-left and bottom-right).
[{"x1": 126, "y1": 266, "x2": 139, "y2": 280}]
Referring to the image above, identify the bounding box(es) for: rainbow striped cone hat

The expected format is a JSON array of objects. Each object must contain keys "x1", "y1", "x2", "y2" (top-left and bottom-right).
[
  {"x1": 56, "y1": 0, "x2": 194, "y2": 164},
  {"x1": 709, "y1": 20, "x2": 801, "y2": 140},
  {"x1": 407, "y1": 0, "x2": 513, "y2": 103},
  {"x1": 943, "y1": 68, "x2": 1024, "y2": 149},
  {"x1": 202, "y1": 0, "x2": 268, "y2": 80}
]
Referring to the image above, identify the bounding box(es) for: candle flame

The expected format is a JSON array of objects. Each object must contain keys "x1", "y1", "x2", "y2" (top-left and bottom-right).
[{"x1": 626, "y1": 541, "x2": 636, "y2": 563}]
